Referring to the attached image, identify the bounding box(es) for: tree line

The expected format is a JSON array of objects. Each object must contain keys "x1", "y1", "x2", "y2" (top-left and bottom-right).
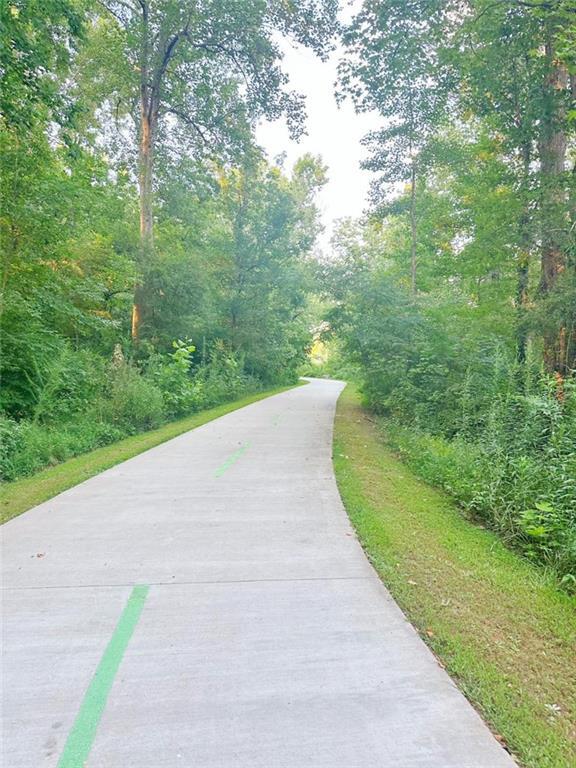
[
  {"x1": 2, "y1": 1, "x2": 575, "y2": 584},
  {"x1": 0, "y1": 0, "x2": 336, "y2": 479},
  {"x1": 322, "y1": 0, "x2": 575, "y2": 583}
]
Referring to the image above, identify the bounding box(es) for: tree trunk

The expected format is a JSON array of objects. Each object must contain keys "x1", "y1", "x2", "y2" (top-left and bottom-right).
[
  {"x1": 132, "y1": 2, "x2": 154, "y2": 344},
  {"x1": 139, "y1": 112, "x2": 154, "y2": 248},
  {"x1": 230, "y1": 171, "x2": 248, "y2": 350},
  {"x1": 132, "y1": 107, "x2": 155, "y2": 342},
  {"x1": 538, "y1": 33, "x2": 568, "y2": 374},
  {"x1": 410, "y1": 159, "x2": 417, "y2": 294},
  {"x1": 516, "y1": 143, "x2": 532, "y2": 366},
  {"x1": 566, "y1": 155, "x2": 576, "y2": 376},
  {"x1": 516, "y1": 251, "x2": 530, "y2": 365}
]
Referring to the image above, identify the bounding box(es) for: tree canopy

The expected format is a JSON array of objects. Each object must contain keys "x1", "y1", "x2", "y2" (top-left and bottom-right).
[
  {"x1": 0, "y1": 0, "x2": 574, "y2": 582},
  {"x1": 327, "y1": 0, "x2": 575, "y2": 581}
]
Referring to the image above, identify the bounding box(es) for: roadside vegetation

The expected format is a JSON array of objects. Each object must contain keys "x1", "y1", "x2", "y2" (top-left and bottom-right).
[
  {"x1": 322, "y1": 1, "x2": 576, "y2": 584},
  {"x1": 0, "y1": 383, "x2": 299, "y2": 525},
  {"x1": 1, "y1": 2, "x2": 336, "y2": 488},
  {"x1": 1, "y1": 341, "x2": 264, "y2": 483},
  {"x1": 2, "y1": 4, "x2": 575, "y2": 761},
  {"x1": 334, "y1": 385, "x2": 576, "y2": 768}
]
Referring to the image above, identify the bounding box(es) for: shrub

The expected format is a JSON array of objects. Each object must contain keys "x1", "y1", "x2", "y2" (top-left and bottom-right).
[
  {"x1": 384, "y1": 378, "x2": 576, "y2": 583},
  {"x1": 103, "y1": 362, "x2": 165, "y2": 432},
  {"x1": 146, "y1": 339, "x2": 205, "y2": 418},
  {"x1": 0, "y1": 415, "x2": 127, "y2": 482},
  {"x1": 0, "y1": 339, "x2": 265, "y2": 484},
  {"x1": 197, "y1": 342, "x2": 259, "y2": 407},
  {"x1": 146, "y1": 340, "x2": 259, "y2": 417},
  {"x1": 0, "y1": 416, "x2": 26, "y2": 482},
  {"x1": 33, "y1": 346, "x2": 108, "y2": 424}
]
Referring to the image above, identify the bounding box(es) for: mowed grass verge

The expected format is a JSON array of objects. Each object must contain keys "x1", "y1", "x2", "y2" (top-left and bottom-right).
[
  {"x1": 0, "y1": 383, "x2": 301, "y2": 525},
  {"x1": 334, "y1": 384, "x2": 576, "y2": 768}
]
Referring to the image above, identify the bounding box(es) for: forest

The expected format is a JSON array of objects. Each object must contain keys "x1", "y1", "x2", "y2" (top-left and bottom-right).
[
  {"x1": 1, "y1": 0, "x2": 575, "y2": 586},
  {"x1": 322, "y1": 0, "x2": 576, "y2": 585},
  {"x1": 1, "y1": 0, "x2": 335, "y2": 477}
]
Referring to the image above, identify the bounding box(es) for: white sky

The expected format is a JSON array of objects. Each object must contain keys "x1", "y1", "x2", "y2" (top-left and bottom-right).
[{"x1": 256, "y1": 4, "x2": 380, "y2": 252}]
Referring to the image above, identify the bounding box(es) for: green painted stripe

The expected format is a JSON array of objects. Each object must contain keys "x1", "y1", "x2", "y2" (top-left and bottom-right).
[
  {"x1": 215, "y1": 443, "x2": 249, "y2": 477},
  {"x1": 58, "y1": 585, "x2": 149, "y2": 768}
]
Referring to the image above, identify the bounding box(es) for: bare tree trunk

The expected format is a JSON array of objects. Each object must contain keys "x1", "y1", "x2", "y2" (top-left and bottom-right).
[
  {"x1": 132, "y1": 108, "x2": 155, "y2": 342},
  {"x1": 567, "y1": 130, "x2": 576, "y2": 374},
  {"x1": 516, "y1": 143, "x2": 532, "y2": 366},
  {"x1": 410, "y1": 159, "x2": 417, "y2": 294},
  {"x1": 538, "y1": 33, "x2": 568, "y2": 374},
  {"x1": 130, "y1": 2, "x2": 184, "y2": 343},
  {"x1": 230, "y1": 170, "x2": 248, "y2": 350},
  {"x1": 139, "y1": 113, "x2": 154, "y2": 248},
  {"x1": 132, "y1": 1, "x2": 154, "y2": 344}
]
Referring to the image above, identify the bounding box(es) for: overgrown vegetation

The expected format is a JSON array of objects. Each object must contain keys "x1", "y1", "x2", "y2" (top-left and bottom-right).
[
  {"x1": 0, "y1": 341, "x2": 265, "y2": 481},
  {"x1": 1, "y1": 3, "x2": 575, "y2": 760},
  {"x1": 1, "y1": 1, "x2": 336, "y2": 482},
  {"x1": 0, "y1": 383, "x2": 299, "y2": 525},
  {"x1": 322, "y1": 0, "x2": 576, "y2": 583},
  {"x1": 334, "y1": 385, "x2": 576, "y2": 768}
]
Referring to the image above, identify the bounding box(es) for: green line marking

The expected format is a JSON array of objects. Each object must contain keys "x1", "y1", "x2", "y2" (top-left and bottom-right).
[
  {"x1": 215, "y1": 443, "x2": 249, "y2": 477},
  {"x1": 57, "y1": 585, "x2": 149, "y2": 768}
]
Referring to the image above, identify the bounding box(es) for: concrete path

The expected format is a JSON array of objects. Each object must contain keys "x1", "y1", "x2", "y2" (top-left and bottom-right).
[{"x1": 1, "y1": 379, "x2": 516, "y2": 767}]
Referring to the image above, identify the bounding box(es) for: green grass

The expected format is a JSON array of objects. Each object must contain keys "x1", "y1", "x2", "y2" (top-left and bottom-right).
[
  {"x1": 334, "y1": 384, "x2": 576, "y2": 768},
  {"x1": 0, "y1": 384, "x2": 300, "y2": 525}
]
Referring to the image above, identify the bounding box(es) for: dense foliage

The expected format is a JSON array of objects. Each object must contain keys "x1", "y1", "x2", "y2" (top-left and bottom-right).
[
  {"x1": 2, "y1": 0, "x2": 575, "y2": 586},
  {"x1": 0, "y1": 0, "x2": 332, "y2": 481},
  {"x1": 325, "y1": 1, "x2": 576, "y2": 583}
]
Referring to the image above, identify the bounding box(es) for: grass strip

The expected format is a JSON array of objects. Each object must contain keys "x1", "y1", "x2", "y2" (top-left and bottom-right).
[
  {"x1": 334, "y1": 384, "x2": 576, "y2": 768},
  {"x1": 1, "y1": 384, "x2": 300, "y2": 525}
]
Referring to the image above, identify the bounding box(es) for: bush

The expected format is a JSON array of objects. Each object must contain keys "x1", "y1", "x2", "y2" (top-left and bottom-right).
[
  {"x1": 0, "y1": 416, "x2": 126, "y2": 482},
  {"x1": 33, "y1": 346, "x2": 108, "y2": 424},
  {"x1": 0, "y1": 362, "x2": 164, "y2": 482},
  {"x1": 0, "y1": 338, "x2": 268, "y2": 484},
  {"x1": 146, "y1": 339, "x2": 261, "y2": 416},
  {"x1": 103, "y1": 362, "x2": 165, "y2": 432},
  {"x1": 146, "y1": 340, "x2": 205, "y2": 418},
  {"x1": 0, "y1": 416, "x2": 26, "y2": 481},
  {"x1": 196, "y1": 342, "x2": 260, "y2": 407},
  {"x1": 384, "y1": 378, "x2": 576, "y2": 583}
]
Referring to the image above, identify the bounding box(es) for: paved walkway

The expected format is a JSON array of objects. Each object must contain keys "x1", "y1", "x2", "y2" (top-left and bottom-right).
[{"x1": 1, "y1": 379, "x2": 515, "y2": 767}]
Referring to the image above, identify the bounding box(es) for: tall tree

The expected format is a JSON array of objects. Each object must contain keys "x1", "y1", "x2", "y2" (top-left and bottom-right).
[
  {"x1": 340, "y1": 0, "x2": 575, "y2": 371},
  {"x1": 452, "y1": 3, "x2": 543, "y2": 364},
  {"x1": 338, "y1": 0, "x2": 457, "y2": 292},
  {"x1": 538, "y1": 10, "x2": 573, "y2": 374},
  {"x1": 91, "y1": 0, "x2": 338, "y2": 341},
  {"x1": 454, "y1": 1, "x2": 575, "y2": 374},
  {"x1": 220, "y1": 153, "x2": 327, "y2": 381}
]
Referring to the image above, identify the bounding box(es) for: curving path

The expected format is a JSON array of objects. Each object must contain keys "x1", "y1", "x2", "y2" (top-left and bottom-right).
[{"x1": 1, "y1": 378, "x2": 516, "y2": 767}]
